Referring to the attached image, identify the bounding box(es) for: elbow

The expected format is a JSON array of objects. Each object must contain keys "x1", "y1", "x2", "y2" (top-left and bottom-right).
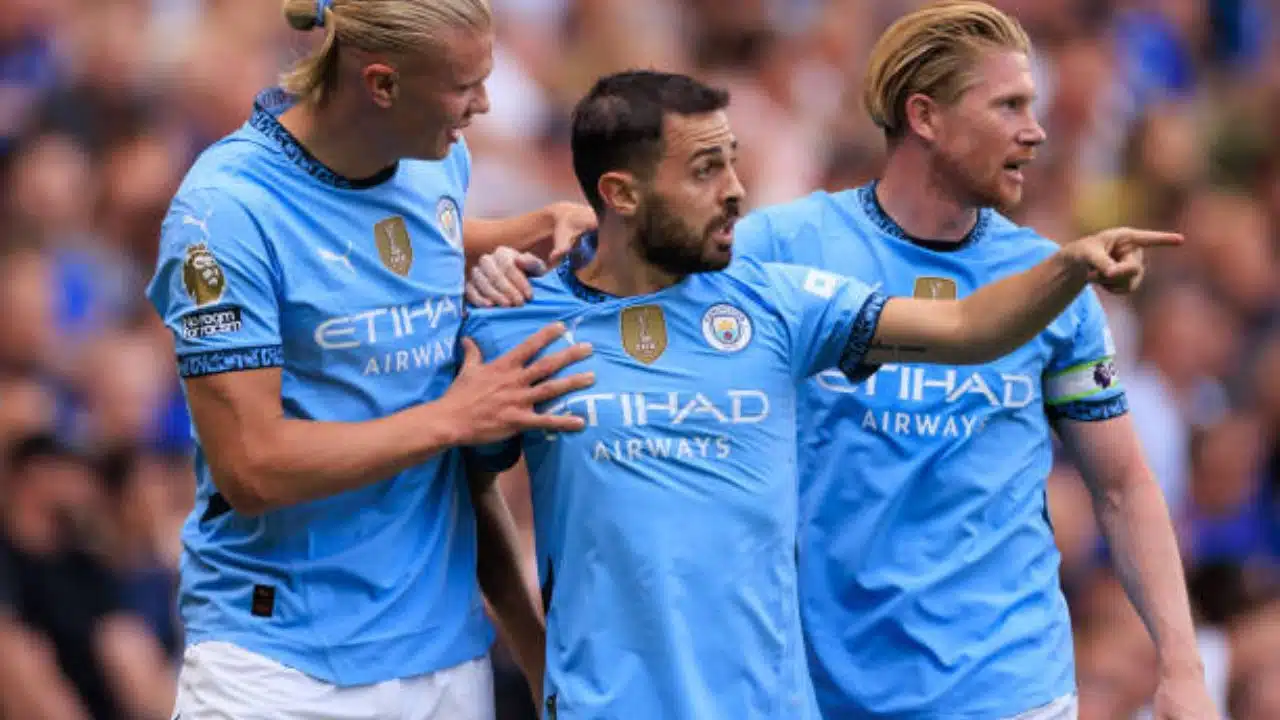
[{"x1": 211, "y1": 445, "x2": 282, "y2": 517}]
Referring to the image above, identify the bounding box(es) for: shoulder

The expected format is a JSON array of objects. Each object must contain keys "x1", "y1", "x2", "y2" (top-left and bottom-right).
[
  {"x1": 463, "y1": 270, "x2": 578, "y2": 345},
  {"x1": 398, "y1": 138, "x2": 471, "y2": 190},
  {"x1": 742, "y1": 190, "x2": 848, "y2": 243},
  {"x1": 981, "y1": 211, "x2": 1062, "y2": 263}
]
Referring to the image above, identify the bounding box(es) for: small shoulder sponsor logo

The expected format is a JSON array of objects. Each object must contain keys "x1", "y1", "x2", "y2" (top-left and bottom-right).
[
  {"x1": 182, "y1": 242, "x2": 226, "y2": 306},
  {"x1": 620, "y1": 305, "x2": 667, "y2": 364},
  {"x1": 181, "y1": 307, "x2": 243, "y2": 340},
  {"x1": 913, "y1": 276, "x2": 957, "y2": 300},
  {"x1": 802, "y1": 269, "x2": 841, "y2": 299},
  {"x1": 374, "y1": 216, "x2": 414, "y2": 276},
  {"x1": 701, "y1": 303, "x2": 752, "y2": 352},
  {"x1": 436, "y1": 196, "x2": 462, "y2": 249}
]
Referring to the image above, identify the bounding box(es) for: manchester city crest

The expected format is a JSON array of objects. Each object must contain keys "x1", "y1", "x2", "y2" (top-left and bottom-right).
[
  {"x1": 701, "y1": 304, "x2": 752, "y2": 352},
  {"x1": 437, "y1": 196, "x2": 462, "y2": 250}
]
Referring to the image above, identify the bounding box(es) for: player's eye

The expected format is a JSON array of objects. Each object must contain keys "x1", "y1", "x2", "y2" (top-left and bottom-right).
[{"x1": 694, "y1": 160, "x2": 722, "y2": 180}]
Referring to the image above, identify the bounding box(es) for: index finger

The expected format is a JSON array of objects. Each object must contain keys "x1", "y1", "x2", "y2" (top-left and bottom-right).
[
  {"x1": 1116, "y1": 230, "x2": 1183, "y2": 249},
  {"x1": 500, "y1": 322, "x2": 567, "y2": 367}
]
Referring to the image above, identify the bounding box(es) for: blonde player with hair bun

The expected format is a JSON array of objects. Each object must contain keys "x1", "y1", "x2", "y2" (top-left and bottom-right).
[{"x1": 147, "y1": 1, "x2": 600, "y2": 718}]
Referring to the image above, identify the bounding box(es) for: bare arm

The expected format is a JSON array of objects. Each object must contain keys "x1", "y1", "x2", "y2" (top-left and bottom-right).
[
  {"x1": 95, "y1": 614, "x2": 176, "y2": 720},
  {"x1": 865, "y1": 228, "x2": 1182, "y2": 366},
  {"x1": 470, "y1": 465, "x2": 545, "y2": 704},
  {"x1": 1058, "y1": 414, "x2": 1206, "y2": 683},
  {"x1": 464, "y1": 203, "x2": 595, "y2": 268},
  {"x1": 186, "y1": 323, "x2": 593, "y2": 516},
  {"x1": 0, "y1": 617, "x2": 92, "y2": 720}
]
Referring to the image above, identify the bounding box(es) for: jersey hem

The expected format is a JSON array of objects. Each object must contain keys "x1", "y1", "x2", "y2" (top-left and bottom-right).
[
  {"x1": 182, "y1": 623, "x2": 494, "y2": 687},
  {"x1": 818, "y1": 683, "x2": 1074, "y2": 720}
]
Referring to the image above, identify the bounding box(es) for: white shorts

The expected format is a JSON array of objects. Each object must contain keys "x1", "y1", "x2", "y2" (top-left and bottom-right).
[
  {"x1": 172, "y1": 641, "x2": 495, "y2": 720},
  {"x1": 1005, "y1": 694, "x2": 1078, "y2": 720}
]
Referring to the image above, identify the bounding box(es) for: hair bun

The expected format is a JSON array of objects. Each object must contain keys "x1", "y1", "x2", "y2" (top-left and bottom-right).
[{"x1": 283, "y1": 0, "x2": 322, "y2": 31}]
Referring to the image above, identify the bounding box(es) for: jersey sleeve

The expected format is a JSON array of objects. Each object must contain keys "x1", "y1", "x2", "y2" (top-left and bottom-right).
[
  {"x1": 1044, "y1": 288, "x2": 1128, "y2": 422},
  {"x1": 730, "y1": 211, "x2": 785, "y2": 263},
  {"x1": 146, "y1": 189, "x2": 284, "y2": 379},
  {"x1": 762, "y1": 262, "x2": 888, "y2": 382},
  {"x1": 459, "y1": 308, "x2": 523, "y2": 473}
]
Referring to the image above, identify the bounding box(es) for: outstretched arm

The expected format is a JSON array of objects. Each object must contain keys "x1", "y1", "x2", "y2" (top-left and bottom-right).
[
  {"x1": 184, "y1": 324, "x2": 592, "y2": 516},
  {"x1": 866, "y1": 227, "x2": 1181, "y2": 366}
]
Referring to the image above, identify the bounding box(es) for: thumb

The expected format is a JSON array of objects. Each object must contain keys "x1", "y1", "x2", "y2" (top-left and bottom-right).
[
  {"x1": 458, "y1": 337, "x2": 483, "y2": 371},
  {"x1": 515, "y1": 252, "x2": 549, "y2": 276}
]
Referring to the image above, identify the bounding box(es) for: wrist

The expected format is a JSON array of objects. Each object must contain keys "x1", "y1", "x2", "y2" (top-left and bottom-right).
[
  {"x1": 1056, "y1": 244, "x2": 1095, "y2": 279},
  {"x1": 415, "y1": 399, "x2": 466, "y2": 452},
  {"x1": 1158, "y1": 651, "x2": 1205, "y2": 682}
]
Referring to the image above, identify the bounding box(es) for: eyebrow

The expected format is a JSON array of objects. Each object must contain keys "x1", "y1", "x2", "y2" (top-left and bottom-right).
[{"x1": 690, "y1": 140, "x2": 738, "y2": 162}]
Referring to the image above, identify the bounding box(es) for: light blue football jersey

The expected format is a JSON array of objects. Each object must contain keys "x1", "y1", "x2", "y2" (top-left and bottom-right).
[
  {"x1": 464, "y1": 248, "x2": 887, "y2": 719},
  {"x1": 146, "y1": 88, "x2": 492, "y2": 686},
  {"x1": 734, "y1": 182, "x2": 1126, "y2": 719}
]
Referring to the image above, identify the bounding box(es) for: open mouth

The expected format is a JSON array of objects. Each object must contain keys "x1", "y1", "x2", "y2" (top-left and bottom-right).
[
  {"x1": 710, "y1": 217, "x2": 738, "y2": 247},
  {"x1": 1002, "y1": 159, "x2": 1029, "y2": 182}
]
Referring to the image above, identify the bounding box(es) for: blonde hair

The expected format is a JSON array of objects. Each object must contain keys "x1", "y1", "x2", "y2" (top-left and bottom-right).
[
  {"x1": 279, "y1": 0, "x2": 493, "y2": 106},
  {"x1": 864, "y1": 1, "x2": 1031, "y2": 139}
]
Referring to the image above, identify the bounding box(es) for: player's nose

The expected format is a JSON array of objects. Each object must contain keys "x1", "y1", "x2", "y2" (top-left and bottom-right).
[
  {"x1": 723, "y1": 166, "x2": 746, "y2": 204},
  {"x1": 1019, "y1": 119, "x2": 1046, "y2": 147}
]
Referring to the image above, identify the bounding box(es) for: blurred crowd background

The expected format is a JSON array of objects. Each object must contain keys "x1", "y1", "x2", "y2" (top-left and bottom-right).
[{"x1": 0, "y1": 0, "x2": 1277, "y2": 718}]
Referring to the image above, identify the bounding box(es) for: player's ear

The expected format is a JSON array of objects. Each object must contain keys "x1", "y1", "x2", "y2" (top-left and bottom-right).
[
  {"x1": 903, "y1": 93, "x2": 939, "y2": 144},
  {"x1": 598, "y1": 171, "x2": 641, "y2": 218},
  {"x1": 363, "y1": 63, "x2": 400, "y2": 109}
]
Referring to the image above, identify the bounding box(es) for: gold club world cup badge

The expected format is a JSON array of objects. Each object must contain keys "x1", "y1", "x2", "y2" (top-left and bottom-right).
[
  {"x1": 375, "y1": 216, "x2": 414, "y2": 276},
  {"x1": 913, "y1": 276, "x2": 958, "y2": 300},
  {"x1": 182, "y1": 242, "x2": 226, "y2": 306},
  {"x1": 620, "y1": 305, "x2": 667, "y2": 364}
]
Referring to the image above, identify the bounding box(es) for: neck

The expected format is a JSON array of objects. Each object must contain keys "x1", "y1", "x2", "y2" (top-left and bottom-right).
[
  {"x1": 278, "y1": 97, "x2": 398, "y2": 181},
  {"x1": 576, "y1": 221, "x2": 682, "y2": 297},
  {"x1": 876, "y1": 144, "x2": 980, "y2": 242}
]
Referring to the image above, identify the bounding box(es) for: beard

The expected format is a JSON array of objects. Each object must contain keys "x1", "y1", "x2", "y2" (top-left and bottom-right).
[
  {"x1": 935, "y1": 149, "x2": 1014, "y2": 211},
  {"x1": 633, "y1": 193, "x2": 733, "y2": 276}
]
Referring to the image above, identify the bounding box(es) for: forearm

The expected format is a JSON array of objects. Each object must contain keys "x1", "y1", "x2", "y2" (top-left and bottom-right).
[
  {"x1": 226, "y1": 401, "x2": 460, "y2": 514},
  {"x1": 870, "y1": 252, "x2": 1089, "y2": 366},
  {"x1": 464, "y1": 212, "x2": 552, "y2": 265},
  {"x1": 1089, "y1": 468, "x2": 1202, "y2": 677},
  {"x1": 472, "y1": 471, "x2": 545, "y2": 686},
  {"x1": 955, "y1": 252, "x2": 1089, "y2": 363}
]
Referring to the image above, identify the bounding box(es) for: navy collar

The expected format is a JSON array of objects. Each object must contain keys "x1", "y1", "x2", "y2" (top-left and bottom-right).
[
  {"x1": 857, "y1": 181, "x2": 989, "y2": 252},
  {"x1": 557, "y1": 232, "x2": 616, "y2": 303},
  {"x1": 248, "y1": 88, "x2": 398, "y2": 190}
]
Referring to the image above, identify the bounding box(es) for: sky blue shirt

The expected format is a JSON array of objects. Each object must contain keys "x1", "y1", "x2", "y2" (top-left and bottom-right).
[
  {"x1": 146, "y1": 89, "x2": 492, "y2": 686},
  {"x1": 464, "y1": 251, "x2": 886, "y2": 719},
  {"x1": 734, "y1": 183, "x2": 1127, "y2": 719}
]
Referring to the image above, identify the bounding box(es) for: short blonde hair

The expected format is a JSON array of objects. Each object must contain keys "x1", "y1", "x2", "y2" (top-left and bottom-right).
[
  {"x1": 864, "y1": 1, "x2": 1031, "y2": 139},
  {"x1": 279, "y1": 0, "x2": 493, "y2": 106}
]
